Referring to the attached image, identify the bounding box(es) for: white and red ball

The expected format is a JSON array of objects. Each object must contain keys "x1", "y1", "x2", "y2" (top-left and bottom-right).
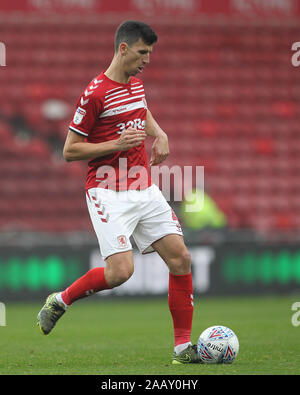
[{"x1": 197, "y1": 325, "x2": 239, "y2": 364}]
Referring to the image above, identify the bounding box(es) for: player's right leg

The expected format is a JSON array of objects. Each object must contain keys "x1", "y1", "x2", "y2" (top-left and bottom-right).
[
  {"x1": 37, "y1": 251, "x2": 134, "y2": 335},
  {"x1": 132, "y1": 185, "x2": 201, "y2": 364},
  {"x1": 151, "y1": 234, "x2": 201, "y2": 364}
]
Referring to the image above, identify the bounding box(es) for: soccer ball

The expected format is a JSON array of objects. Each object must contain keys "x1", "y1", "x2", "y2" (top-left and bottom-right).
[{"x1": 197, "y1": 325, "x2": 239, "y2": 364}]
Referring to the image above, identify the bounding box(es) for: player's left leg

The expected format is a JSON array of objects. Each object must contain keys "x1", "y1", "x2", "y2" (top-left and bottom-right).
[
  {"x1": 37, "y1": 251, "x2": 134, "y2": 335},
  {"x1": 37, "y1": 187, "x2": 139, "y2": 335},
  {"x1": 36, "y1": 267, "x2": 112, "y2": 335},
  {"x1": 152, "y1": 234, "x2": 200, "y2": 364}
]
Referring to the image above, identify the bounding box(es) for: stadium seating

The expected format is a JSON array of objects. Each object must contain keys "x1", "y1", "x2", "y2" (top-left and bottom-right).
[{"x1": 0, "y1": 16, "x2": 299, "y2": 234}]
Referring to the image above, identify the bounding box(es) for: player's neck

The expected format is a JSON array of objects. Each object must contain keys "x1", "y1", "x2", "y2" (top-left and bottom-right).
[{"x1": 104, "y1": 59, "x2": 131, "y2": 85}]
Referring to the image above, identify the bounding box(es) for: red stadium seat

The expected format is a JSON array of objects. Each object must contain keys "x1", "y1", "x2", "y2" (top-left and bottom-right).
[{"x1": 0, "y1": 17, "x2": 299, "y2": 234}]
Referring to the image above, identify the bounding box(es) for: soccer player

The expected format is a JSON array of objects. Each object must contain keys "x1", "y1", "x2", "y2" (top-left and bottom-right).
[{"x1": 37, "y1": 20, "x2": 200, "y2": 364}]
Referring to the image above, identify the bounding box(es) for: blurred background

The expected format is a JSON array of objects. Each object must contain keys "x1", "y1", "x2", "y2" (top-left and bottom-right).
[{"x1": 0, "y1": 0, "x2": 300, "y2": 301}]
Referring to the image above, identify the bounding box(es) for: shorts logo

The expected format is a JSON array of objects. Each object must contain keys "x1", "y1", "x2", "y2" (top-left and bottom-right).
[
  {"x1": 171, "y1": 209, "x2": 178, "y2": 221},
  {"x1": 117, "y1": 235, "x2": 128, "y2": 249},
  {"x1": 73, "y1": 107, "x2": 86, "y2": 125},
  {"x1": 171, "y1": 209, "x2": 182, "y2": 232}
]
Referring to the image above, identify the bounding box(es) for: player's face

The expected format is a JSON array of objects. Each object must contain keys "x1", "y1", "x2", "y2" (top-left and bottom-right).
[{"x1": 122, "y1": 38, "x2": 153, "y2": 76}]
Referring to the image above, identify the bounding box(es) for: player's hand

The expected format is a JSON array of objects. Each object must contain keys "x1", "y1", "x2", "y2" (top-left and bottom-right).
[
  {"x1": 150, "y1": 133, "x2": 169, "y2": 166},
  {"x1": 115, "y1": 127, "x2": 147, "y2": 151}
]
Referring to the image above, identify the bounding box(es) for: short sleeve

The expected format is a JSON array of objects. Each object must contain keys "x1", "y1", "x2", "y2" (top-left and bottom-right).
[{"x1": 69, "y1": 92, "x2": 100, "y2": 137}]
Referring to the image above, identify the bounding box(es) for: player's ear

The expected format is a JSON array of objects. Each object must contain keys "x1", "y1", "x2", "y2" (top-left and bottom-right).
[{"x1": 119, "y1": 42, "x2": 129, "y2": 56}]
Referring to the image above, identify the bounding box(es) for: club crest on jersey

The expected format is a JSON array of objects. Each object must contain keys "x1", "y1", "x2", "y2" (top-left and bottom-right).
[
  {"x1": 73, "y1": 107, "x2": 86, "y2": 125},
  {"x1": 117, "y1": 235, "x2": 128, "y2": 249}
]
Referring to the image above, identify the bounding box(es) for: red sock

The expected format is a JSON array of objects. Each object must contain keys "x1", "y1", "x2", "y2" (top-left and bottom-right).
[
  {"x1": 61, "y1": 267, "x2": 110, "y2": 306},
  {"x1": 168, "y1": 272, "x2": 194, "y2": 347}
]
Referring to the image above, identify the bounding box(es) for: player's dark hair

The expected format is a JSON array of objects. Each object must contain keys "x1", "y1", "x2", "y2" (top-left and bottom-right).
[{"x1": 115, "y1": 20, "x2": 158, "y2": 52}]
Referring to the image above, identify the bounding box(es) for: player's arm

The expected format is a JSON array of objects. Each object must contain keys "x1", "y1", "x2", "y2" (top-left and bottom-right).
[
  {"x1": 146, "y1": 109, "x2": 169, "y2": 166},
  {"x1": 63, "y1": 128, "x2": 146, "y2": 162}
]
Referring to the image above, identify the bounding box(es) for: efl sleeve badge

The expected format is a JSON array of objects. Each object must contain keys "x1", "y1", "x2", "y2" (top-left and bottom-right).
[{"x1": 73, "y1": 107, "x2": 87, "y2": 125}]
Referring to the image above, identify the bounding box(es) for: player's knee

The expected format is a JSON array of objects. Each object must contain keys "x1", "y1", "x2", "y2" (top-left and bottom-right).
[
  {"x1": 179, "y1": 250, "x2": 192, "y2": 273},
  {"x1": 105, "y1": 252, "x2": 134, "y2": 288},
  {"x1": 117, "y1": 266, "x2": 134, "y2": 286},
  {"x1": 110, "y1": 264, "x2": 134, "y2": 287},
  {"x1": 168, "y1": 250, "x2": 191, "y2": 275}
]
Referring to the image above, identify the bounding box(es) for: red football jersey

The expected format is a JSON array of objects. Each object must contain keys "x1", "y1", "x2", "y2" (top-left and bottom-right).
[{"x1": 69, "y1": 71, "x2": 152, "y2": 191}]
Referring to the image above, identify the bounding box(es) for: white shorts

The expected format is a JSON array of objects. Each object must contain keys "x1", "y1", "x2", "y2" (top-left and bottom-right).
[{"x1": 86, "y1": 184, "x2": 183, "y2": 259}]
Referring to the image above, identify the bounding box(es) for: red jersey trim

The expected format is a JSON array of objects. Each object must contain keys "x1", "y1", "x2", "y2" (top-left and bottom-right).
[{"x1": 69, "y1": 125, "x2": 88, "y2": 137}]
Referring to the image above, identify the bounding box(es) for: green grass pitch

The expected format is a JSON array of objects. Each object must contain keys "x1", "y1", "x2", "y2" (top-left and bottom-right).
[{"x1": 0, "y1": 294, "x2": 300, "y2": 375}]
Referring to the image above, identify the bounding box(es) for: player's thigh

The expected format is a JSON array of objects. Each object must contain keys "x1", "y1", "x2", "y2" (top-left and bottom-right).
[
  {"x1": 86, "y1": 188, "x2": 138, "y2": 259},
  {"x1": 133, "y1": 184, "x2": 183, "y2": 255},
  {"x1": 152, "y1": 234, "x2": 191, "y2": 275},
  {"x1": 105, "y1": 250, "x2": 134, "y2": 287}
]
